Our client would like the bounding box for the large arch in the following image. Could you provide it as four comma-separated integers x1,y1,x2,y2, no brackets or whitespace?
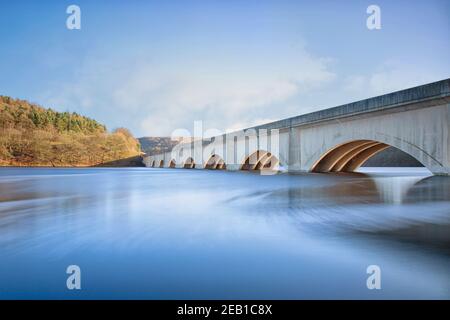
183,157,196,169
311,139,428,173
169,159,176,168
204,154,226,170
240,150,280,171
159,160,164,168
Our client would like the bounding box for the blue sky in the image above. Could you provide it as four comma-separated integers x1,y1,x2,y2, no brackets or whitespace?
1,0,449,136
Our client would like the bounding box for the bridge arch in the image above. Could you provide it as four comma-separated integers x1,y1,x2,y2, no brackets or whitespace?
240,150,280,171
159,160,164,168
311,139,430,173
151,160,155,168
183,157,196,169
205,154,226,170
169,159,176,168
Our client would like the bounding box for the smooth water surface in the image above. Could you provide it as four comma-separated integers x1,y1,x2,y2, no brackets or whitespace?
0,167,449,299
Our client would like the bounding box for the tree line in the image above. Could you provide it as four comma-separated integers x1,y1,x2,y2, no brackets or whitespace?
0,96,141,166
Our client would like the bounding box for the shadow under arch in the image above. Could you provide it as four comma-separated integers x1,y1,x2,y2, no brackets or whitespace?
240,150,280,171
183,157,196,169
311,139,431,173
159,160,164,168
169,159,176,168
205,154,226,170
151,160,155,168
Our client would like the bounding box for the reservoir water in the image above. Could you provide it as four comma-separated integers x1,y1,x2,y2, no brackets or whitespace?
0,167,448,299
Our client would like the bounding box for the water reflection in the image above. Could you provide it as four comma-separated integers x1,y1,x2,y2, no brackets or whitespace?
0,168,448,299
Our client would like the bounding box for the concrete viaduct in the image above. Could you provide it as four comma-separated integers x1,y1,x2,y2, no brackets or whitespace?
143,79,450,175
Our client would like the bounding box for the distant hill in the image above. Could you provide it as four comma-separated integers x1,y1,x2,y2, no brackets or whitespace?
0,96,141,166
363,147,423,167
138,137,180,155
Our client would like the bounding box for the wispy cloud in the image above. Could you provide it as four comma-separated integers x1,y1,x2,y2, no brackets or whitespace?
40,45,336,136
343,60,446,98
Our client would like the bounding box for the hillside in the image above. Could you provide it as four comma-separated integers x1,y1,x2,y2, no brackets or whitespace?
138,137,180,155
0,96,141,167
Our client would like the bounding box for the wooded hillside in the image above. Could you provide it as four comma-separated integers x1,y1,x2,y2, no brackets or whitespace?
0,96,141,166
